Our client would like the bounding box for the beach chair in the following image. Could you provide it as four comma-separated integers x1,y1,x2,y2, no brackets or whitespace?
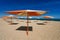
20,21,24,22
36,21,47,25
33,20,38,22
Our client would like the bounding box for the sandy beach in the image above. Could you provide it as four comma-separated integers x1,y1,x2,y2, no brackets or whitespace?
0,18,60,40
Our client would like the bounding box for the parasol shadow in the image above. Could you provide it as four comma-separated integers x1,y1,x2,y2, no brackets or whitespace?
16,26,32,31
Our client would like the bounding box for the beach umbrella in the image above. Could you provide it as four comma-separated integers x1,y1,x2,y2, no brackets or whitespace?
2,16,9,21
44,16,54,19
29,17,32,18
6,10,46,36
2,15,16,24
8,15,15,24
4,15,17,24
44,16,54,20
43,16,54,22
20,17,24,18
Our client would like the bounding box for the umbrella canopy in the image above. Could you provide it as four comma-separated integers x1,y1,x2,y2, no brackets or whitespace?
2,16,9,21
44,16,54,19
6,10,46,36
6,10,46,16
3,15,14,20
8,15,14,17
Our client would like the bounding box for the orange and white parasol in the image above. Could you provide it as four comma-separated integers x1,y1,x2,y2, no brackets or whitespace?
6,10,46,36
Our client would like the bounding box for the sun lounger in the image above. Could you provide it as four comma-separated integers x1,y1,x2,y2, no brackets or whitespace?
33,20,38,22
8,22,18,25
36,21,47,25
20,21,24,22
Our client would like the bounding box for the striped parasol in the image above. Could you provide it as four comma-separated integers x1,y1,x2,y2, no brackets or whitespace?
6,10,46,36
43,16,54,23
44,16,54,19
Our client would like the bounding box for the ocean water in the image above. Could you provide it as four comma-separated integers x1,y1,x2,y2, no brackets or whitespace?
18,18,60,21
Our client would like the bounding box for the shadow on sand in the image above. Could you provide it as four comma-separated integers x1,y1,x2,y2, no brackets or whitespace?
16,26,32,31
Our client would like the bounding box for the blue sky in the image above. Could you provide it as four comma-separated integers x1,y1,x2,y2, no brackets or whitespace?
0,0,60,19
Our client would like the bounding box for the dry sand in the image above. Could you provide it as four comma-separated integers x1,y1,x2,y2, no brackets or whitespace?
0,18,60,40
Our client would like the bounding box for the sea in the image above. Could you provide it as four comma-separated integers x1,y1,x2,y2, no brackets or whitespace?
18,18,60,21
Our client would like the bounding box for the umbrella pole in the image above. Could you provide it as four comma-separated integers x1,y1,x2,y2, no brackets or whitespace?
26,14,29,36
10,17,12,25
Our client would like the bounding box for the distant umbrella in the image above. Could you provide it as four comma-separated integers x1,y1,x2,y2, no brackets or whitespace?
29,17,32,18
43,16,54,23
20,17,24,18
7,15,16,24
2,15,14,23
2,16,9,21
7,15,17,24
44,16,54,19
